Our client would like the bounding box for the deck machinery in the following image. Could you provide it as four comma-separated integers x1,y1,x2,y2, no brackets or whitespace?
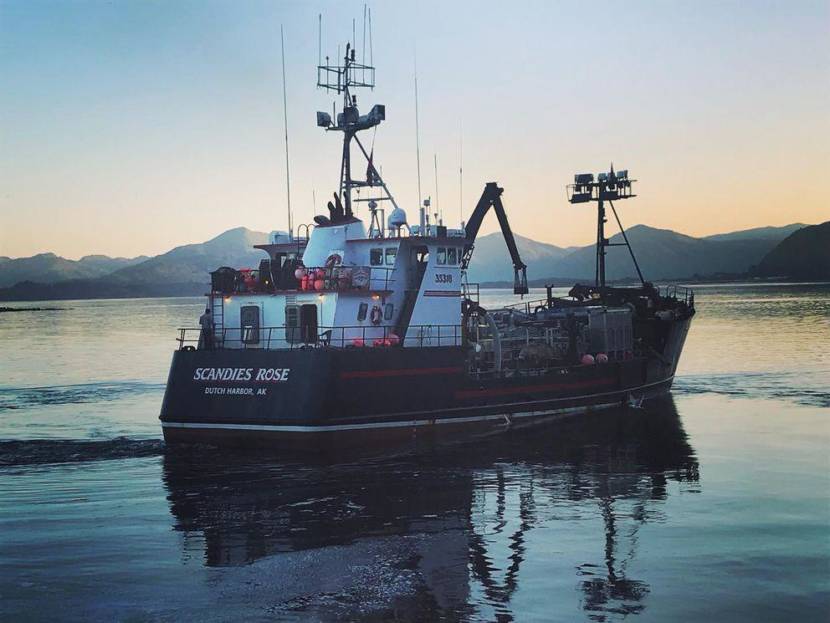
160,42,694,446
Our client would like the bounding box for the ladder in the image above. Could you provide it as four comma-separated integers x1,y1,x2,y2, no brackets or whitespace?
210,294,225,346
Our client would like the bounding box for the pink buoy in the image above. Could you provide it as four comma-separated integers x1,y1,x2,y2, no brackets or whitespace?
596,353,609,364
300,275,309,291
372,338,385,347
314,279,325,291
316,268,327,280
294,267,307,280
387,333,400,346
351,338,365,347
581,354,595,365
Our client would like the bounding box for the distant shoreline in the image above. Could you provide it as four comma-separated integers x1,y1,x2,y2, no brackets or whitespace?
478,276,830,289
1,279,828,304
0,306,67,312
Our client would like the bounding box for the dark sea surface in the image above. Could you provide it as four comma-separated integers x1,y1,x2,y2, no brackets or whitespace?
0,284,828,622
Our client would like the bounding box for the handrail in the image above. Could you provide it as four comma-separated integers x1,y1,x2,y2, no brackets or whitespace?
213,264,396,296
178,323,462,351
461,281,480,304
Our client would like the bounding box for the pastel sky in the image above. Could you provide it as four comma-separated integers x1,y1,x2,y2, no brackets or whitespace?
1,0,828,260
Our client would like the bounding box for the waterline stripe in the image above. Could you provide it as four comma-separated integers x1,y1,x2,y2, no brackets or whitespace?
162,402,622,433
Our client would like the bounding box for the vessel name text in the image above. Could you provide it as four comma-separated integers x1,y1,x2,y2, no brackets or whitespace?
192,367,290,382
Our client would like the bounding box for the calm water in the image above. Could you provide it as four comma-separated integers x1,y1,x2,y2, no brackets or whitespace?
1,284,828,621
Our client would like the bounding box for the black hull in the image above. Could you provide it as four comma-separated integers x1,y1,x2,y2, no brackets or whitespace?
160,317,692,446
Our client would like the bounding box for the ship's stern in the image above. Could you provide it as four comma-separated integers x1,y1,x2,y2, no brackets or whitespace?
160,348,333,445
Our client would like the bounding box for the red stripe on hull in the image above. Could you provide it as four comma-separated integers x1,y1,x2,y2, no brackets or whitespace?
341,366,464,379
455,377,616,400
422,290,461,297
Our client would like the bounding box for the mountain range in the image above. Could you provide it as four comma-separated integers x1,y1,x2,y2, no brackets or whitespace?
0,253,148,288
752,222,830,280
0,222,825,301
465,222,810,283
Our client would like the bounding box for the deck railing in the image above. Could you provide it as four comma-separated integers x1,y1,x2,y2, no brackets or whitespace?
658,284,694,306
461,281,480,304
499,283,696,313
213,265,396,296
177,323,463,351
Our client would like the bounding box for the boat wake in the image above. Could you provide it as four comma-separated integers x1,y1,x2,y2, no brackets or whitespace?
674,371,830,408
0,381,164,411
0,437,164,467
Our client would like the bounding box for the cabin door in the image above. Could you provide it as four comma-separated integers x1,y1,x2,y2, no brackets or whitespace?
240,305,260,345
300,304,318,344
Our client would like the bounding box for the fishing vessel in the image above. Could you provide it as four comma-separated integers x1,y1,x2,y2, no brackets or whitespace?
159,42,695,446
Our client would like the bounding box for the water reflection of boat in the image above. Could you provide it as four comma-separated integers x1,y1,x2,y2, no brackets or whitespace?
162,397,697,620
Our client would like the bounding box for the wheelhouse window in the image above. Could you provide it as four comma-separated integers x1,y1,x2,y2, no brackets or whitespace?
384,303,394,320
385,247,397,266
357,302,368,322
447,247,458,265
370,248,383,266
437,248,447,265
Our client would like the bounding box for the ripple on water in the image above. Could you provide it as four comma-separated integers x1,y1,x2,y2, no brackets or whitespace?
0,381,164,411
0,437,165,467
674,370,830,408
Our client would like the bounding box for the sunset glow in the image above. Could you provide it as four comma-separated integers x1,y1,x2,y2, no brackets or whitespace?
1,0,828,259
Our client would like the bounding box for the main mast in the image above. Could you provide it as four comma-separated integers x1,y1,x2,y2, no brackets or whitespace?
316,42,400,225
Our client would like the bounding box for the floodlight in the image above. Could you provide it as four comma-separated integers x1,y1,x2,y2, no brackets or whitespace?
317,111,332,127
369,104,385,122
574,173,594,185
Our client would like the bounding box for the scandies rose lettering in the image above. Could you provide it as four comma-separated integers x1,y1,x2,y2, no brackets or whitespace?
192,367,290,382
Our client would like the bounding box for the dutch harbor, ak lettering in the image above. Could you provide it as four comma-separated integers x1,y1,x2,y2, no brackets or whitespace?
192,367,290,383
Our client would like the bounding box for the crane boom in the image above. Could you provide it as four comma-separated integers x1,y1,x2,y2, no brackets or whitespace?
463,182,529,295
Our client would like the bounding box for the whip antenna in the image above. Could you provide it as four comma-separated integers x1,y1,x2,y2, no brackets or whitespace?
434,153,441,225
459,120,463,227
280,24,293,239
414,53,422,212
368,7,373,67
362,4,367,64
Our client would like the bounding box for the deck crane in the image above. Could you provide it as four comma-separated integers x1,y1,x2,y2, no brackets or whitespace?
463,183,529,295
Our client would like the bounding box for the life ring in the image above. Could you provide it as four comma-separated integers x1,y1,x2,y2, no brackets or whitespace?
370,305,382,325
